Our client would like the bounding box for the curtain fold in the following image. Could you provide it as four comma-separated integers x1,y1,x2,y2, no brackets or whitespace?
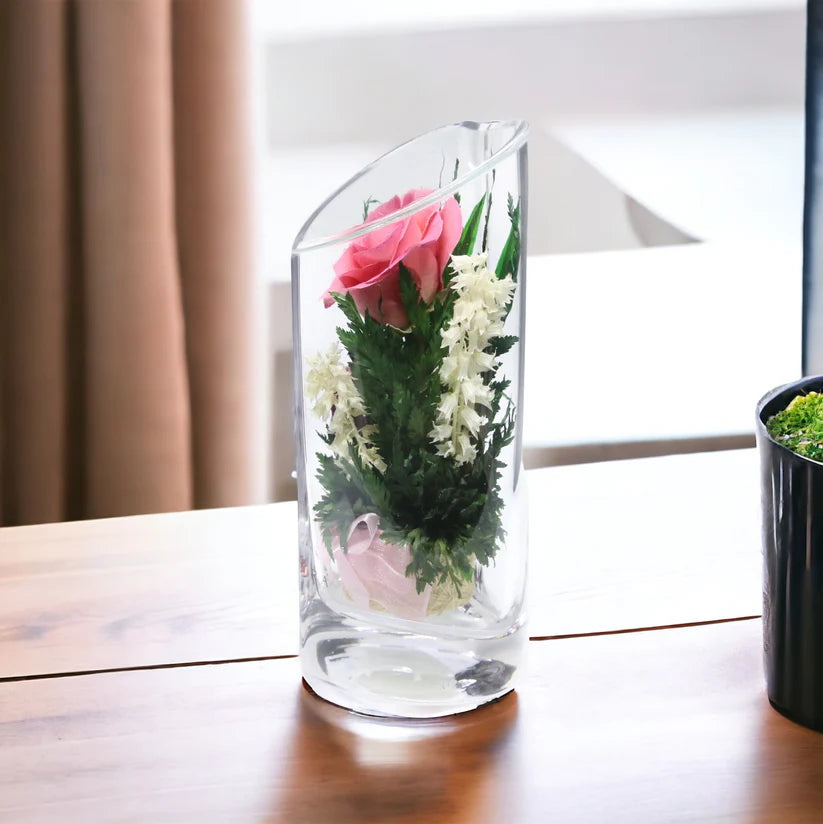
0,0,70,526
172,0,254,509
0,0,254,526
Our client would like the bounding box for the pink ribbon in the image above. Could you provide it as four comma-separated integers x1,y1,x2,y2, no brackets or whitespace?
326,513,432,620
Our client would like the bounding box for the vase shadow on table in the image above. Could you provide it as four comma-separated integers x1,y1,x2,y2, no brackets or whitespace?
266,681,518,824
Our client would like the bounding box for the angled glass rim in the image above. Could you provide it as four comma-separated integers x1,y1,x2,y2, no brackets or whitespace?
292,119,530,254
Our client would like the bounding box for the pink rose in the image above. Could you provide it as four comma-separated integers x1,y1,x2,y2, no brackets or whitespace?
323,188,462,328
322,513,432,621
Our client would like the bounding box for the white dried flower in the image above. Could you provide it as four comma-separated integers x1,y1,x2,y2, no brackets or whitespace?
305,344,386,473
430,252,515,464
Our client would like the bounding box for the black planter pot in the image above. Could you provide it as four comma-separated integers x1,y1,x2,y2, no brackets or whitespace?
756,375,823,732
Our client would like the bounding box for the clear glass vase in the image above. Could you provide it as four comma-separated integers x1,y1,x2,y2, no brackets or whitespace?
292,120,529,717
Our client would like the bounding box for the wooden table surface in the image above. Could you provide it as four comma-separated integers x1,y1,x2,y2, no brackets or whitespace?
2,448,819,823
0,449,760,679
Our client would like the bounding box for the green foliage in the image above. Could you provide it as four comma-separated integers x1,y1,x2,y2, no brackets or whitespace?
313,193,521,593
442,192,489,289
448,196,486,264
362,197,380,221
767,392,823,461
481,169,496,252
496,195,521,282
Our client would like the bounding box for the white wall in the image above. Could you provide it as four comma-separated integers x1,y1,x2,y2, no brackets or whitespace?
254,1,806,499
263,6,804,148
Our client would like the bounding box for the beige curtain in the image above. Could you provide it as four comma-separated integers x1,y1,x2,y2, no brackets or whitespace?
0,0,254,526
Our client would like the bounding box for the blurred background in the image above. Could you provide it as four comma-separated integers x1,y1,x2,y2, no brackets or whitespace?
0,0,806,526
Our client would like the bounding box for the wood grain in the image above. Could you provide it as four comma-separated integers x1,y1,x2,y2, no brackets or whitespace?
0,449,762,678
529,447,762,637
0,504,298,678
2,620,821,824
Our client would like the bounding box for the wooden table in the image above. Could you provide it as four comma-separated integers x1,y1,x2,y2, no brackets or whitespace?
1,449,820,823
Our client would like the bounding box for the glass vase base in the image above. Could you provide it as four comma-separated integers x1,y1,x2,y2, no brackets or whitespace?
300,621,524,718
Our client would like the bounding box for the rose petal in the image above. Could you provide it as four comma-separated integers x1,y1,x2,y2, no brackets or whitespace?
397,204,436,251
413,210,443,254
366,193,405,223
323,261,387,307
329,514,434,620
353,223,405,266
334,549,371,609
346,513,382,551
367,188,434,225
331,244,359,278
399,188,434,209
337,262,385,287
348,271,408,327
326,189,461,325
401,245,441,302
347,550,431,620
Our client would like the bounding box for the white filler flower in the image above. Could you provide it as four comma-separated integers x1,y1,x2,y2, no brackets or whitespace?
305,344,386,472
430,252,516,464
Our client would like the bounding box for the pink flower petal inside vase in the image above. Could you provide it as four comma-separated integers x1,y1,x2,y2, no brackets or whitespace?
330,513,432,621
